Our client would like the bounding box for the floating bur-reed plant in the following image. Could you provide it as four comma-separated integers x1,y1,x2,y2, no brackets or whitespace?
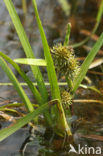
0,0,103,142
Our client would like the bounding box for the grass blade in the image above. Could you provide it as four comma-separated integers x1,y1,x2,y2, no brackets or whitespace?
1,53,53,126
14,58,47,66
0,57,34,112
96,0,103,22
73,33,103,93
64,23,71,46
22,0,27,15
0,51,42,105
32,0,72,136
0,51,53,126
3,0,48,103
0,101,56,142
32,0,60,100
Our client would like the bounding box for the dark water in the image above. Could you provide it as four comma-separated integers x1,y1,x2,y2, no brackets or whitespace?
0,0,103,155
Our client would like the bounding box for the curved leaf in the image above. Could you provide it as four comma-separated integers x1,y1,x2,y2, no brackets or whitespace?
0,51,42,105
3,0,48,103
0,57,34,112
0,101,56,142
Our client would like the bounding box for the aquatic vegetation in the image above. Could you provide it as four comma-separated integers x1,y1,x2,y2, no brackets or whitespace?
0,0,103,143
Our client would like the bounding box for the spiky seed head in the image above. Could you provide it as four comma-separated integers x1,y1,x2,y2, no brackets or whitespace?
51,43,79,80
61,90,72,109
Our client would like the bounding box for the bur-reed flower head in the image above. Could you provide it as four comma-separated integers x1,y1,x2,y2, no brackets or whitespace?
61,90,72,109
51,43,79,80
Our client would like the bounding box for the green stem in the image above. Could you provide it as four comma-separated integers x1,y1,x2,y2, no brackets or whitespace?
66,76,73,91
64,23,71,46
32,0,72,136
22,0,27,15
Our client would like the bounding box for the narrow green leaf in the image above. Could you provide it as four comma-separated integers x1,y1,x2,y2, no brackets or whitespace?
14,58,47,66
73,33,103,93
0,108,20,113
0,103,38,109
0,57,34,112
0,101,55,142
0,82,101,95
32,0,72,136
32,0,61,100
96,0,103,22
22,0,27,14
64,23,71,46
0,51,42,105
0,53,52,126
0,82,68,86
3,0,48,103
